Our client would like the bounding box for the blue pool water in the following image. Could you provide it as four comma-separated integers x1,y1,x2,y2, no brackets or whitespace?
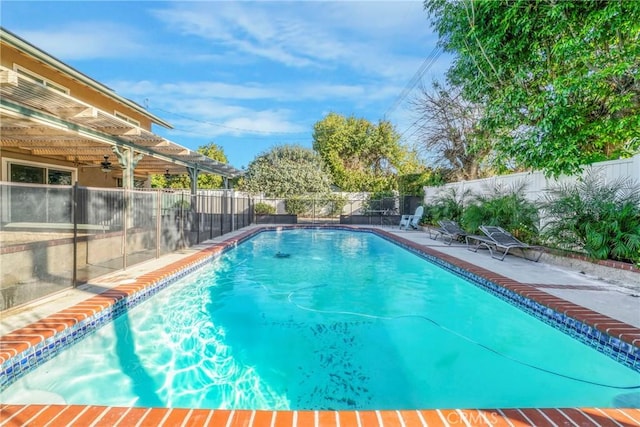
2,229,639,409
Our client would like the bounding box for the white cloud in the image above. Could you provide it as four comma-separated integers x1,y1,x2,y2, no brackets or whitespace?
107,80,306,137
110,77,399,106
163,106,307,140
112,79,279,100
150,1,440,80
16,22,146,60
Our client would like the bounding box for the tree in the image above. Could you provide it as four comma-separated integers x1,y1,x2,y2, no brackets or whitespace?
151,142,227,189
238,144,332,197
412,81,492,180
196,143,228,189
312,113,419,192
425,0,640,177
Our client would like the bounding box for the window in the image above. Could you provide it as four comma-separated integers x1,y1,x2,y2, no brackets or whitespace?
114,111,140,127
14,66,70,95
2,159,76,223
4,158,75,185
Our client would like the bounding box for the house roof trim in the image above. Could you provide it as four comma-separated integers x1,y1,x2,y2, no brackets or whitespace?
0,27,173,130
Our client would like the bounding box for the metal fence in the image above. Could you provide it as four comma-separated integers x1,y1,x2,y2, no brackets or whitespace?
252,193,422,225
0,183,253,311
0,185,423,312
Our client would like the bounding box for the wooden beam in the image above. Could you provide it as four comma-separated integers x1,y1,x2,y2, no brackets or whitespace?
0,126,65,136
95,126,141,136
0,69,18,86
30,147,108,155
0,140,103,147
47,106,98,119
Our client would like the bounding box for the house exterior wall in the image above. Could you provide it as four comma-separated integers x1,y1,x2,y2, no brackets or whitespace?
0,151,126,188
1,41,156,188
0,44,153,130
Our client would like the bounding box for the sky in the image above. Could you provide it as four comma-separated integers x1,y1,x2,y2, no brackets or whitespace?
1,1,452,170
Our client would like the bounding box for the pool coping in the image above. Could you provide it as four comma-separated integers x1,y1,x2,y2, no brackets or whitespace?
1,225,640,425
2,405,640,426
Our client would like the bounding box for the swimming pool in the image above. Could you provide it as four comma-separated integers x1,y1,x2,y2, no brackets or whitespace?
2,228,639,410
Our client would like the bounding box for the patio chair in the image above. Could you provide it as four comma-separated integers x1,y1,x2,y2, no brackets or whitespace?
477,225,543,262
429,220,469,245
399,205,424,230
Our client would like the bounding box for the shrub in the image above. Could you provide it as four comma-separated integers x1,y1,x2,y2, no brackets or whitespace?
423,187,470,225
461,181,539,242
254,202,276,215
326,193,348,216
285,196,309,215
541,174,640,264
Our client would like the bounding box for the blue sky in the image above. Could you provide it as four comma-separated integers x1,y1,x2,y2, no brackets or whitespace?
2,1,452,170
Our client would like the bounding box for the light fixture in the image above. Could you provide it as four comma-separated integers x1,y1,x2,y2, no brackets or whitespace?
164,169,171,179
100,155,112,173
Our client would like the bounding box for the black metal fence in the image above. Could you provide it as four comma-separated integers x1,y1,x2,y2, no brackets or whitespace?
253,194,422,225
0,183,253,311
1,184,422,311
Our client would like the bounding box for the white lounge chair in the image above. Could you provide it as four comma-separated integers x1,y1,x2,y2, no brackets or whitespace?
399,205,424,230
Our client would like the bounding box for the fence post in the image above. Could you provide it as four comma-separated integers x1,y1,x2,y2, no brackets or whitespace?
72,182,78,287
195,193,200,244
123,188,129,269
220,192,225,236
209,194,214,240
231,190,236,231
156,189,161,259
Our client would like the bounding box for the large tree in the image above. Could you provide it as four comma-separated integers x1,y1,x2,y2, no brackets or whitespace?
312,113,418,192
238,144,332,197
412,81,492,180
151,142,227,189
425,0,640,177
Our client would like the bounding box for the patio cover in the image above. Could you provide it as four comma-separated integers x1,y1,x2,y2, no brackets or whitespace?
0,66,243,181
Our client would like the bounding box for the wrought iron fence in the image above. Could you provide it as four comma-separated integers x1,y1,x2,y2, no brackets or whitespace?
252,194,421,225
0,183,253,311
0,184,422,311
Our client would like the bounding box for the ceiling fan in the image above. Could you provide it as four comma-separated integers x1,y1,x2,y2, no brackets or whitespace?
77,155,117,173
100,155,112,172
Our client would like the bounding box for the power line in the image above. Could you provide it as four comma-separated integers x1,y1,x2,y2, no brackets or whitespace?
397,75,481,144
384,45,443,118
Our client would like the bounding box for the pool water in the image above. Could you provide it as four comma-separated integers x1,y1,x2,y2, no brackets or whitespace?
3,229,639,409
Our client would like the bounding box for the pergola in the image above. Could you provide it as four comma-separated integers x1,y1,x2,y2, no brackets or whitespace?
0,65,243,192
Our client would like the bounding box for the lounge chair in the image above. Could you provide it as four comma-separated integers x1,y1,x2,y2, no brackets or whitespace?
429,220,468,244
473,225,543,262
399,205,424,230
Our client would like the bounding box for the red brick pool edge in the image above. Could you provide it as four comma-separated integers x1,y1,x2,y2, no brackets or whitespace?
1,225,639,426
2,405,640,426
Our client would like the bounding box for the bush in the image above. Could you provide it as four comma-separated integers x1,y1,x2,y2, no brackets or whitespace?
285,196,309,215
326,194,348,216
541,174,640,264
423,187,470,225
461,181,539,242
254,202,276,215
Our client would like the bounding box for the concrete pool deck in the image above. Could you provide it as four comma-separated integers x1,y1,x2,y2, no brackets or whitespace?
389,227,640,329
1,224,639,426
